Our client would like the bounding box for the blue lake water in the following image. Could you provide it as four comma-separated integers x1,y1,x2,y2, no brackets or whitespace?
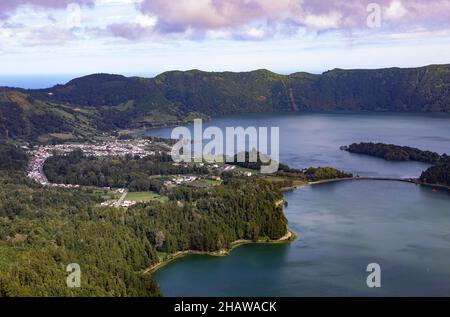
150,113,450,297
147,112,450,178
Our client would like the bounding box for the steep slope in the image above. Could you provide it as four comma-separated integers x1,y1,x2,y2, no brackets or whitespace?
1,64,450,143
30,74,205,129
153,69,288,115
31,74,157,107
287,65,450,112
0,90,99,143
31,64,450,116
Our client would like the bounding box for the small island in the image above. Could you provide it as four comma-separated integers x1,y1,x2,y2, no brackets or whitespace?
342,142,450,189
341,142,449,164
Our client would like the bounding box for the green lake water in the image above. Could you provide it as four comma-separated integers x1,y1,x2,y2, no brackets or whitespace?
150,113,450,296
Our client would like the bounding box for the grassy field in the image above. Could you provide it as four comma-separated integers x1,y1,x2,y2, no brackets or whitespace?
203,179,221,186
262,175,308,191
125,191,167,203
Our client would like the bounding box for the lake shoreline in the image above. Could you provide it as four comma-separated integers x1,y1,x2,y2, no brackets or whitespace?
146,177,449,276
150,113,450,296
146,228,297,274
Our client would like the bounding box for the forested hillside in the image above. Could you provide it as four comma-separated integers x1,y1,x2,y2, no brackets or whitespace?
32,64,450,115
287,65,450,112
0,90,101,143
0,143,288,296
0,176,288,296
1,64,450,143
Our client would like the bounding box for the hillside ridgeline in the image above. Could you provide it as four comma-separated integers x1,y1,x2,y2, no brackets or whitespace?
2,64,450,143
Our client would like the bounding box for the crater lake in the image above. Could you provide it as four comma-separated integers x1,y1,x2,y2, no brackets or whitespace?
148,112,450,296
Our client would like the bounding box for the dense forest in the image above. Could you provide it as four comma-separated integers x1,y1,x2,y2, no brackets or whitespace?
0,143,28,170
0,143,288,296
32,64,450,115
420,164,450,186
1,64,450,143
0,90,102,143
343,142,449,164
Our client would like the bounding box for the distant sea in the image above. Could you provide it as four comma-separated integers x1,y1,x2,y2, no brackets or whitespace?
0,73,158,89
0,75,81,89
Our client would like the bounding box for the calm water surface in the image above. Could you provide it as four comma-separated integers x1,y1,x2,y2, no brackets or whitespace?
148,112,450,178
150,113,450,296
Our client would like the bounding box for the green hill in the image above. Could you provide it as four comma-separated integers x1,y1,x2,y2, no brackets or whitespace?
33,64,450,114
1,64,450,143
0,90,101,143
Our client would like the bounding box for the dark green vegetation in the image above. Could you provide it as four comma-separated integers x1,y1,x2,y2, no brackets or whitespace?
138,177,288,253
0,143,28,171
343,142,449,164
344,142,450,188
275,164,352,182
0,144,288,296
420,164,450,187
302,167,353,182
44,150,208,192
2,64,450,143
0,90,101,143
231,153,352,182
45,150,352,195
0,146,160,296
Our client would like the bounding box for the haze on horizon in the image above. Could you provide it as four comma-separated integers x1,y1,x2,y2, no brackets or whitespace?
1,0,450,76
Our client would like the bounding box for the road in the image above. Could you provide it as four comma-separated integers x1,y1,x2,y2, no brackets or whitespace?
114,189,129,208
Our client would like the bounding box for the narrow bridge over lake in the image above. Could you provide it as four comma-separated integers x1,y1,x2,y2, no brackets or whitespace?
308,177,450,191
308,177,419,186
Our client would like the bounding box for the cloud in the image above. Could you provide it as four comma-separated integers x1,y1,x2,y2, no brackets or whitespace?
0,0,94,20
111,0,450,40
3,0,450,43
139,0,302,32
107,23,149,40
0,0,96,46
385,0,408,20
27,26,77,45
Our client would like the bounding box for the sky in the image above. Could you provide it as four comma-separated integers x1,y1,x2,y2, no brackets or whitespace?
1,0,450,76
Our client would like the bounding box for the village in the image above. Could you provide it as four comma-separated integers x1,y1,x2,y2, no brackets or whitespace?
25,139,252,208
26,140,155,187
